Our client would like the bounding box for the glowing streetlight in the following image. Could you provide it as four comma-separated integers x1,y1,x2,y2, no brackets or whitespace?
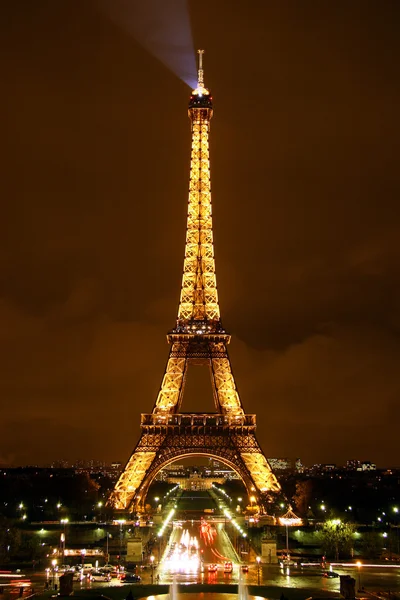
256,556,261,585
51,559,57,588
356,561,362,591
150,555,155,583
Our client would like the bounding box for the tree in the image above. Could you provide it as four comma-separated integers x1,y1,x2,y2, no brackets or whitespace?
0,517,21,563
361,532,384,559
320,520,356,560
293,480,313,516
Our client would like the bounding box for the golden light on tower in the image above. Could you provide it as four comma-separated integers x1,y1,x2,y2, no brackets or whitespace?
108,51,280,513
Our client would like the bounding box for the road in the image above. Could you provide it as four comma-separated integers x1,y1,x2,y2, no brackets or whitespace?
1,489,399,598
1,561,399,598
154,491,400,593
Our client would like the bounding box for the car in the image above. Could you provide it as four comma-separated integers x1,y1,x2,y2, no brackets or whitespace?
108,570,119,578
241,565,249,573
90,571,111,582
323,571,339,578
208,564,218,573
73,571,84,581
224,561,233,573
119,573,141,583
82,564,93,575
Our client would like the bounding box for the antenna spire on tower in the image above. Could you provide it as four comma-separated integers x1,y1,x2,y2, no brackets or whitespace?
197,49,205,88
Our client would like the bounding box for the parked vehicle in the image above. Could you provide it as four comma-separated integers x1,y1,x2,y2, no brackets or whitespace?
323,571,339,578
90,571,111,582
119,572,141,583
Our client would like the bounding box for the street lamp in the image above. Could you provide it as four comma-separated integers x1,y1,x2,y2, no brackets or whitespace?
256,556,261,585
60,518,68,562
393,507,399,555
279,506,303,565
81,548,86,571
106,531,110,564
356,561,362,591
51,559,57,589
150,555,155,583
117,519,126,567
237,497,242,513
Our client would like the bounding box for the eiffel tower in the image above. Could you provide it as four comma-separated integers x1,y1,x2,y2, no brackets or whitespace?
108,51,280,514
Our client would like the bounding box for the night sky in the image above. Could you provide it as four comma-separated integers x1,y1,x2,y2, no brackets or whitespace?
2,1,400,468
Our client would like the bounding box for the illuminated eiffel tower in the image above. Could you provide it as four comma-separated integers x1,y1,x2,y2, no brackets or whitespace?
109,51,280,513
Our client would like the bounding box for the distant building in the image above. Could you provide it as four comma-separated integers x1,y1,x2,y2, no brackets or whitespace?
359,461,377,471
346,459,362,471
267,458,294,472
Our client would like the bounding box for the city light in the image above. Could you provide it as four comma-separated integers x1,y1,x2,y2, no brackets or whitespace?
158,508,175,537
163,529,200,573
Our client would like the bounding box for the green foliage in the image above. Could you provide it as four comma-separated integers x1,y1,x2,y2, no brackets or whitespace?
319,519,356,560
18,532,47,561
0,517,21,563
361,531,384,558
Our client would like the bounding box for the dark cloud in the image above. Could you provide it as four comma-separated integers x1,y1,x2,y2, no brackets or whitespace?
1,1,400,467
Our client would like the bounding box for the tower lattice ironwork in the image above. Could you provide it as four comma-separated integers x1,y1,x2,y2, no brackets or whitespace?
108,51,280,513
